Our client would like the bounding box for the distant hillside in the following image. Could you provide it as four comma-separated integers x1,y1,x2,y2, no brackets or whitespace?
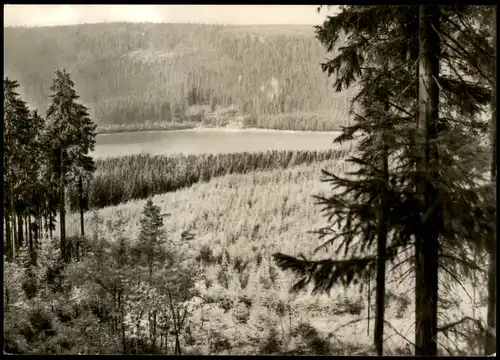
4,23,355,127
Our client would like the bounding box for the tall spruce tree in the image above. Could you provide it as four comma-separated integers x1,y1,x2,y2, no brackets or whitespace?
3,78,46,261
24,109,46,265
4,78,31,260
414,6,441,355
66,102,97,260
45,69,97,262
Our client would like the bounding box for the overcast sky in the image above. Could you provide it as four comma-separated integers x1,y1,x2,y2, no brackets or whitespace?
4,5,336,27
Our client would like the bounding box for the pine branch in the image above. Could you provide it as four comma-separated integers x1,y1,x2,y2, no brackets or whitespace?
272,252,376,292
446,7,494,62
437,316,484,334
437,262,474,303
435,24,492,84
384,320,418,351
438,254,486,274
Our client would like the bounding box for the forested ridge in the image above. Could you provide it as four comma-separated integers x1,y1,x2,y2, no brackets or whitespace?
4,23,354,128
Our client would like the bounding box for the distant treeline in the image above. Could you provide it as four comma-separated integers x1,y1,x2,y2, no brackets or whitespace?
96,121,197,134
5,23,354,129
68,149,350,210
96,111,351,134
243,112,352,132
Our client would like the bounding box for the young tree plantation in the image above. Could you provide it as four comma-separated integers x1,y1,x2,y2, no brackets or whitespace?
3,4,497,356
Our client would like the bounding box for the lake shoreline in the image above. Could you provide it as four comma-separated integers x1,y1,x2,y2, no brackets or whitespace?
93,127,343,159
97,125,342,136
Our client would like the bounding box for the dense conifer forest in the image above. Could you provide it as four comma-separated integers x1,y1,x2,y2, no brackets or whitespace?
5,23,354,130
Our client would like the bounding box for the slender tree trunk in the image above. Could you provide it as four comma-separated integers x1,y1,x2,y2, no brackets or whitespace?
36,202,42,241
5,208,12,261
153,311,157,351
33,218,39,265
44,213,48,239
367,271,371,336
59,148,67,261
78,176,85,261
120,293,127,354
24,214,28,245
165,327,169,354
11,218,17,256
12,204,18,259
4,181,12,260
49,197,54,239
28,214,32,241
18,213,24,249
5,287,9,312
485,7,497,356
168,291,182,355
374,101,390,356
174,324,181,356
415,5,440,357
49,213,53,239
28,214,34,264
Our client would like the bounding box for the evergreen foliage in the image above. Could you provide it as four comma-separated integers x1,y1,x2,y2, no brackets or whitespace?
273,5,496,356
67,149,350,210
44,69,97,261
4,70,97,264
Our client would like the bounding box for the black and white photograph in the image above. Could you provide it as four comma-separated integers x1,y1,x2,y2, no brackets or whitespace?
3,4,497,356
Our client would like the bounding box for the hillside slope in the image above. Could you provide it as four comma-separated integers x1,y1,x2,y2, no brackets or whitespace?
4,23,355,127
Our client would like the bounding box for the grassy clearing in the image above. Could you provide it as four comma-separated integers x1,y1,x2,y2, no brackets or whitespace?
63,158,487,355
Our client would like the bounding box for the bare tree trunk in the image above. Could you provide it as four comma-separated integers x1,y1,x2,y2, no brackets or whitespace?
24,214,29,246
33,220,39,265
485,6,497,356
4,182,13,260
5,208,12,261
43,213,48,239
168,291,182,355
374,60,391,356
367,272,371,336
78,176,85,261
152,311,157,351
415,5,440,357
12,203,18,259
36,217,40,241
165,327,169,354
4,180,11,260
37,202,42,241
49,212,53,239
119,292,127,354
28,214,34,264
59,148,67,261
18,213,24,249
49,198,55,240
5,287,9,312
175,335,181,355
